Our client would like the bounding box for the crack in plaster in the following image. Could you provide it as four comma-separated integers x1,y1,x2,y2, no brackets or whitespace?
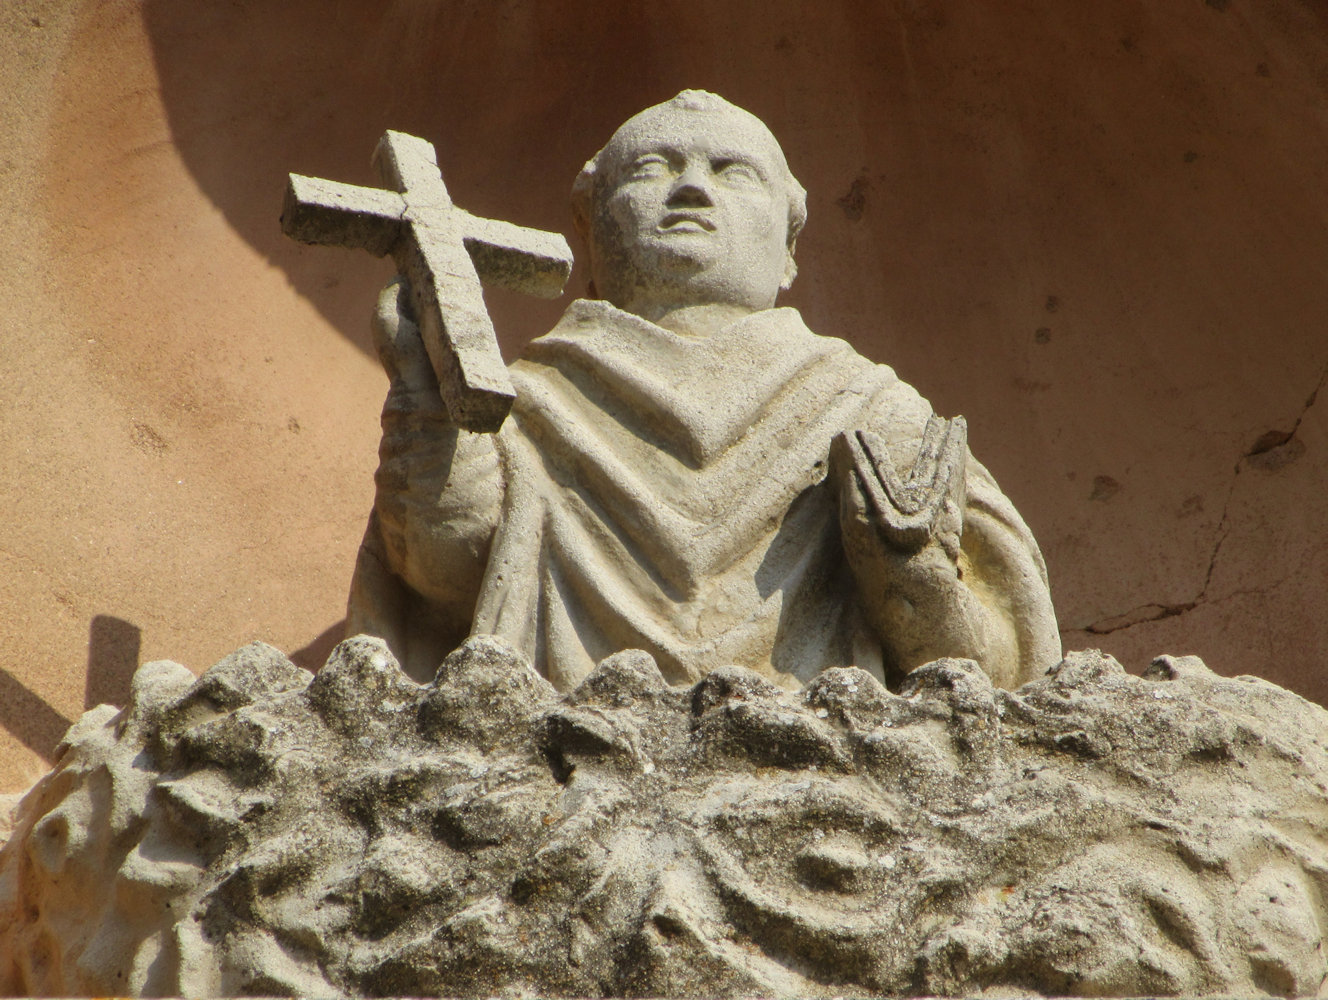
1070,549,1319,638
1076,360,1328,637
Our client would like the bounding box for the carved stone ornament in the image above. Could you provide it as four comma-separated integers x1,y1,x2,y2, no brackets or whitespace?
2,638,1327,996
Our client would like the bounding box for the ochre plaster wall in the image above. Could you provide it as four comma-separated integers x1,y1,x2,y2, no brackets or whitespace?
2,0,1326,791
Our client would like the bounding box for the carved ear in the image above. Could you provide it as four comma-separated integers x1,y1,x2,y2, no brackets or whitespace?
570,187,600,299
570,184,593,251
780,240,798,291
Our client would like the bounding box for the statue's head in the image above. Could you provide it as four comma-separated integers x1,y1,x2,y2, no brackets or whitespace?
572,91,807,318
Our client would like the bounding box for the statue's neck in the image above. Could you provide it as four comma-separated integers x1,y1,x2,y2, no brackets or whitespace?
631,301,759,339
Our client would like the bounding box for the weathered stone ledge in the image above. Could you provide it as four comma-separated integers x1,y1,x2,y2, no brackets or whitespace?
3,637,1326,998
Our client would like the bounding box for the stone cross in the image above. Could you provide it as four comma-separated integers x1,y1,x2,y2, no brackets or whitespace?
281,130,574,432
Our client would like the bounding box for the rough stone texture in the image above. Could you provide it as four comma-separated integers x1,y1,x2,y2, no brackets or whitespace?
3,637,1327,997
3,0,1328,792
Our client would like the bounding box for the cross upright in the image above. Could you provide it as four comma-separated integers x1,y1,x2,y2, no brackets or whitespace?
281,130,573,433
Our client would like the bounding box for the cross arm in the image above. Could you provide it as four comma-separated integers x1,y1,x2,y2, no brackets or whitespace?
281,175,406,257
280,129,575,434
461,214,574,299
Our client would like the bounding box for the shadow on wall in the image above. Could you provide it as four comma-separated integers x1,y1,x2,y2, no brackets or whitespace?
291,619,348,673
1,615,141,764
0,671,72,765
84,614,141,711
138,0,710,360
82,613,346,707
2,614,347,765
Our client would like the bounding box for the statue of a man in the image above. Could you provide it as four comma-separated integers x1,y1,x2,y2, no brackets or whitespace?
347,90,1061,691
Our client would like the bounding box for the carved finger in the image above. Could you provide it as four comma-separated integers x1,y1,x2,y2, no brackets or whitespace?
847,431,889,514
373,276,436,391
906,415,948,491
829,431,873,529
371,279,401,362
931,415,968,513
855,430,934,551
928,416,968,550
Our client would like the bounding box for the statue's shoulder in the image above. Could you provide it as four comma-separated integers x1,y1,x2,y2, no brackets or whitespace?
776,309,928,409
755,307,879,371
772,308,903,376
514,298,665,370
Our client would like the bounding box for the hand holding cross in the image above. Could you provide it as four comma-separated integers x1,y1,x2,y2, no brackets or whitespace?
281,130,573,432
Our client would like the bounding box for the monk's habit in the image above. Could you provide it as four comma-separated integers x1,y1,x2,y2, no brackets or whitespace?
349,299,1056,690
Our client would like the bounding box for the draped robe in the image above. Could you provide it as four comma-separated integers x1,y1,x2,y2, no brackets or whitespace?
348,299,1058,690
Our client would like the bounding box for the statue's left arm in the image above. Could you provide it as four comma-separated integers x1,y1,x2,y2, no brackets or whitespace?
831,419,1061,688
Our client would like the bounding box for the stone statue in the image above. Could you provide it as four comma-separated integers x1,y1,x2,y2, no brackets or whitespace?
346,91,1061,691
4,96,1327,996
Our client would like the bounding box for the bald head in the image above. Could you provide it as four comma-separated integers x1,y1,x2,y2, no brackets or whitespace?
571,91,808,319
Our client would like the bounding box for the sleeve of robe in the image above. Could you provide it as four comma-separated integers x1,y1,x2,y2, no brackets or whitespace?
856,373,1062,688
345,283,504,681
958,455,1063,685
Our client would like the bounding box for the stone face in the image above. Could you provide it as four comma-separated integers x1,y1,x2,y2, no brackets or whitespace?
3,639,1327,997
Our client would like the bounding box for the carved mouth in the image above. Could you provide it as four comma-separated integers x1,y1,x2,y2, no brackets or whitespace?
659,212,716,233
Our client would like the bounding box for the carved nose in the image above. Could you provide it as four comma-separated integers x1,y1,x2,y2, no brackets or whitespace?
667,169,714,208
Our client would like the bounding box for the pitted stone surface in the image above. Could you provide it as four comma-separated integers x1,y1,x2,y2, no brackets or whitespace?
2,641,1327,997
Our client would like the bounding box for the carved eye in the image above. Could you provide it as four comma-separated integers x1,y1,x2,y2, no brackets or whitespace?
626,155,671,180
713,159,763,187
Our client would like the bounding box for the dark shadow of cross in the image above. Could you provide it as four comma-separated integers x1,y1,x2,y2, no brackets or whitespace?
280,130,574,432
